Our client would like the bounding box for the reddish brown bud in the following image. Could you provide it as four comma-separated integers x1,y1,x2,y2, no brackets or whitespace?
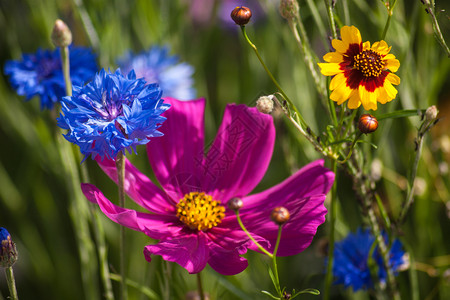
230,6,252,26
358,114,378,134
227,197,243,211
271,207,290,225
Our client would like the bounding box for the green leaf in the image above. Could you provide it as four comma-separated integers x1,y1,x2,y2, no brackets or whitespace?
261,290,280,299
376,109,425,121
291,288,321,298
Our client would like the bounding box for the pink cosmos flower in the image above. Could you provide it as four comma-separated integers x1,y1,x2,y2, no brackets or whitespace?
82,98,334,275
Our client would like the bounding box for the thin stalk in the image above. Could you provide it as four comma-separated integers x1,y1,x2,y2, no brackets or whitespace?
116,152,127,300
5,267,18,300
422,0,450,57
396,130,425,225
324,0,338,40
323,160,337,300
72,0,100,51
196,272,205,300
381,0,397,40
240,26,307,129
60,46,72,96
235,211,273,258
271,226,283,296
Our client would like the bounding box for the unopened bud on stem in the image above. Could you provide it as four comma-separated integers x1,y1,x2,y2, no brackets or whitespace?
256,95,275,114
1,228,18,268
279,0,299,20
230,6,252,26
51,19,72,48
228,197,243,211
271,207,290,225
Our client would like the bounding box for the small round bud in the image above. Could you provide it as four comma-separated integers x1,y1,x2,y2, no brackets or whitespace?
227,197,243,211
51,19,72,48
256,95,274,114
358,114,378,134
279,0,299,20
230,6,252,26
1,227,18,268
271,207,290,225
425,105,438,122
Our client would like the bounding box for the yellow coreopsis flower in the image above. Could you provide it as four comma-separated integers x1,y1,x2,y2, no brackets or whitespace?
318,26,400,111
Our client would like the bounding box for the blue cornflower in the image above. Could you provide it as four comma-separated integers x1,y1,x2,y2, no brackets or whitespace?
4,47,98,109
330,228,407,291
117,46,196,100
1,227,18,268
57,69,170,161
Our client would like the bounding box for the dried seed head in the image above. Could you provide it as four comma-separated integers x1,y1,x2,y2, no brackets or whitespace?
230,6,252,26
256,95,274,114
279,0,299,20
358,114,378,134
425,105,438,122
271,206,290,225
227,197,243,211
51,19,72,48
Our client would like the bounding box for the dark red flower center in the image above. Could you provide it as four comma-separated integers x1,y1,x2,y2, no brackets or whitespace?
353,50,384,78
176,192,226,231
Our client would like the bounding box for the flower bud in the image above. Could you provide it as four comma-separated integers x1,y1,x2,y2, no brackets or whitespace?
425,105,438,122
51,19,72,48
256,95,274,114
185,291,210,300
1,228,18,268
227,197,243,211
271,206,290,225
230,6,252,26
358,114,378,134
279,0,299,20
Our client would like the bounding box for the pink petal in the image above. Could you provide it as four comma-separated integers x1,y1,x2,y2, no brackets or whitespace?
95,157,176,214
207,244,249,275
146,98,206,199
81,183,181,239
203,104,275,201
143,232,209,274
244,195,327,256
241,159,334,210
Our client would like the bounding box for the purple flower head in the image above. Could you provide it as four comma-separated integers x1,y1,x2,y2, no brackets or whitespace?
82,98,334,275
4,47,98,110
57,69,170,161
1,227,18,268
330,228,407,291
117,46,196,101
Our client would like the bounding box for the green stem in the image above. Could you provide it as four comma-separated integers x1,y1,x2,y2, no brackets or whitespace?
271,226,283,296
324,0,338,40
422,0,450,57
323,160,337,300
235,211,273,258
337,132,362,164
60,46,72,96
5,267,18,300
196,272,205,300
381,0,397,40
116,152,127,300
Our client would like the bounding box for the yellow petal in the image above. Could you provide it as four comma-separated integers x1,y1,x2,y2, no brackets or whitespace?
332,39,348,54
347,90,361,109
318,63,342,76
341,26,362,45
363,41,371,50
330,84,353,105
359,85,378,111
384,80,398,99
384,58,400,73
372,40,391,55
323,52,344,63
330,73,347,90
386,73,400,85
377,86,390,104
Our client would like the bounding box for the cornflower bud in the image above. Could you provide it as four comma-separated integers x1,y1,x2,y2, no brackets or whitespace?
279,0,299,20
358,114,378,134
0,228,18,268
51,19,72,48
230,6,252,26
271,206,290,225
256,95,274,114
227,197,243,211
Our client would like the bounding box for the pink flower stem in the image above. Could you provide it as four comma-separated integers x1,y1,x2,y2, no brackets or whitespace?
116,152,127,300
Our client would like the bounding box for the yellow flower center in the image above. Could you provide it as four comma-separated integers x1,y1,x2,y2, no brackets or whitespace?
353,50,385,77
176,192,226,231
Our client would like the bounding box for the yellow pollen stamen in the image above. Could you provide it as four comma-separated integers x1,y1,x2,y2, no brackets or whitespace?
176,192,226,231
353,50,385,77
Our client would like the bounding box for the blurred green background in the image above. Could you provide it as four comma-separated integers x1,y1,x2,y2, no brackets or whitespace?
0,0,449,299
